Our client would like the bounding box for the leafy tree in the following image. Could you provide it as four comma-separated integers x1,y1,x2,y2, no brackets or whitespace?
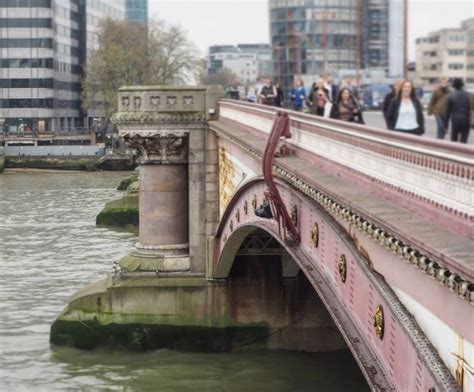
81,19,198,123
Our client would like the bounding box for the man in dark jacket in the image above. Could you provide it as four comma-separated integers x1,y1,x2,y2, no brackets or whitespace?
428,78,451,139
444,78,471,143
382,79,402,128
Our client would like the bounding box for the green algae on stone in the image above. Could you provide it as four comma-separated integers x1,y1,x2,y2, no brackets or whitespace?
96,192,139,228
117,175,139,191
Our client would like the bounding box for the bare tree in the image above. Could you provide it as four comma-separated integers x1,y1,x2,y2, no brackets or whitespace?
82,19,199,123
201,67,238,88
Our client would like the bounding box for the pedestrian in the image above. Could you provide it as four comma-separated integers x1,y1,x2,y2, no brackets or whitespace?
444,78,472,143
382,79,402,128
307,78,331,117
274,81,284,107
324,74,338,102
330,87,365,124
344,78,359,101
427,78,451,139
386,80,425,136
257,78,277,106
290,79,307,111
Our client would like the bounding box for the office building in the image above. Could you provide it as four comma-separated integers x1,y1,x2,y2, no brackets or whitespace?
0,0,125,134
125,0,148,25
269,0,407,97
414,18,474,89
208,44,272,84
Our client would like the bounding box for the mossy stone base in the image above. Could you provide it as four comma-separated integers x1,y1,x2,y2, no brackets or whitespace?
117,175,139,191
51,319,269,352
96,193,139,227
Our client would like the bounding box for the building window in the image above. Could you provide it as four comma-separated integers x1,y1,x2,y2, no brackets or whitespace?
0,0,51,6
448,63,464,70
0,58,53,68
448,49,464,56
0,38,53,48
449,35,465,42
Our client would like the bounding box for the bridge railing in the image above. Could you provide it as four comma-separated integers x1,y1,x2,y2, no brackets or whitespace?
217,99,474,224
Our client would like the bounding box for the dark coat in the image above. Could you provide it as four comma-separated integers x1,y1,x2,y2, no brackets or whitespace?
386,97,425,135
329,99,365,124
274,87,284,107
382,91,396,118
444,89,471,130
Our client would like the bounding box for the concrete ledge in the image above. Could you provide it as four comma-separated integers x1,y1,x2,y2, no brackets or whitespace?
51,271,346,353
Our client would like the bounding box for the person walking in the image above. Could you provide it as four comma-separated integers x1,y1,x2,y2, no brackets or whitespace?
257,78,277,106
307,78,331,117
428,78,451,139
382,79,402,128
274,81,284,107
329,88,364,124
444,78,471,143
290,79,307,111
324,74,338,102
386,80,425,136
344,78,359,101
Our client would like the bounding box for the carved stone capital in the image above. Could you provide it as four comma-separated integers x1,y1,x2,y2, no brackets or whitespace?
122,131,188,164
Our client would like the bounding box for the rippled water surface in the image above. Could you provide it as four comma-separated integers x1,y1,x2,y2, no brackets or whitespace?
0,170,369,391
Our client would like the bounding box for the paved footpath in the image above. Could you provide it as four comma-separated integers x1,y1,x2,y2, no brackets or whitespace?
363,111,473,145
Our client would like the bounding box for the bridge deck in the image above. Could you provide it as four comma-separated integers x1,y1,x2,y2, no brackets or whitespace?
210,120,474,281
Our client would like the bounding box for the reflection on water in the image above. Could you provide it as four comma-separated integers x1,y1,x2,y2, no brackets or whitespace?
0,170,369,391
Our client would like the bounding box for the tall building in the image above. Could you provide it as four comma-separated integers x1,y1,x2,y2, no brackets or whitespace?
414,18,474,89
269,0,407,97
208,44,272,84
125,0,148,25
0,0,125,135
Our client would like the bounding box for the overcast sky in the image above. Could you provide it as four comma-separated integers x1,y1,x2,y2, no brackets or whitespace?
149,0,474,60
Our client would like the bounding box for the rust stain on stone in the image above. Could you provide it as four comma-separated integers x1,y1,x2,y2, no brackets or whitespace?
348,228,373,268
219,147,236,215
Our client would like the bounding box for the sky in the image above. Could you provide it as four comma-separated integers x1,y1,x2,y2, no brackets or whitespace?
149,0,474,61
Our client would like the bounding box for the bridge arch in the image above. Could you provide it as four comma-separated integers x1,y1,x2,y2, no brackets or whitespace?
213,177,458,392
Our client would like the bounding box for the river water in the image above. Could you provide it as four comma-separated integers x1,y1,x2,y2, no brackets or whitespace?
0,170,369,391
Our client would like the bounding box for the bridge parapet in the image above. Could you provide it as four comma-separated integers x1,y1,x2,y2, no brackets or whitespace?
218,100,473,226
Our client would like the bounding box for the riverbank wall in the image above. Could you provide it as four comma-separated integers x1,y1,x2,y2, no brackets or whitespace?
6,155,99,171
6,155,136,171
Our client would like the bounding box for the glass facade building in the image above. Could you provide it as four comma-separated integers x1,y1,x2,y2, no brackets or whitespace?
269,0,406,97
0,0,125,134
125,0,147,25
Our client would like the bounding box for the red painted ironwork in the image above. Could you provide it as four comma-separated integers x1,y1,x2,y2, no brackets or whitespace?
262,112,300,245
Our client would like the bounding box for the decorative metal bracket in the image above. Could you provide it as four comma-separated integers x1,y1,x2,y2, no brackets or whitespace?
261,112,300,245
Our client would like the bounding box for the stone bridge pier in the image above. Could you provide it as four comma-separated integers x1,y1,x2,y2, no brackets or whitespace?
113,86,222,274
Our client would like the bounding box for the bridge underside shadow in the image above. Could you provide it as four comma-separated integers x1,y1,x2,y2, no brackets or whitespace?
226,228,351,353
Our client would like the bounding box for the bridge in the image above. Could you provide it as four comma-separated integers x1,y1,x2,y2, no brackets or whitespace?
51,86,473,391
